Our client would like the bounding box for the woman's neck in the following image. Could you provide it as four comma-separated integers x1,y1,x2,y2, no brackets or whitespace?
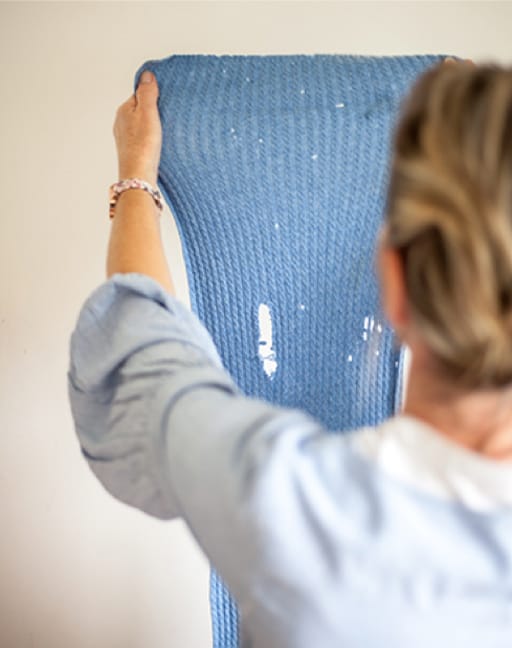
402,349,512,461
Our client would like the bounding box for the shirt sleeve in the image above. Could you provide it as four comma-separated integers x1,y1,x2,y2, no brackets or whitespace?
67,272,342,599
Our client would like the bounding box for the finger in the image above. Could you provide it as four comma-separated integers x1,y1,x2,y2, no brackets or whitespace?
444,56,475,67
135,70,159,109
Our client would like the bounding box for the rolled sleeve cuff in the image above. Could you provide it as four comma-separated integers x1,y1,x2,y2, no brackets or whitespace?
67,272,241,519
68,272,230,393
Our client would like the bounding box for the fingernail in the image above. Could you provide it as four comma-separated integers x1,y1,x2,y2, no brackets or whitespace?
141,70,153,83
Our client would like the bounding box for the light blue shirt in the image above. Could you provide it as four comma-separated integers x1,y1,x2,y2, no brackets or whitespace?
68,272,512,647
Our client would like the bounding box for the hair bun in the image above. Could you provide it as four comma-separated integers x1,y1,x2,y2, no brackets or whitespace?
385,61,512,388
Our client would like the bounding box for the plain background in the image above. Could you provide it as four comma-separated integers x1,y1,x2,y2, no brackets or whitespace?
1,1,511,646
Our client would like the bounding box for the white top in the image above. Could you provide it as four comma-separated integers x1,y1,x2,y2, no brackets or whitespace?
350,414,512,511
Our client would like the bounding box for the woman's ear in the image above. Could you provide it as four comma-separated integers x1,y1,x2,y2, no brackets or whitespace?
377,230,410,339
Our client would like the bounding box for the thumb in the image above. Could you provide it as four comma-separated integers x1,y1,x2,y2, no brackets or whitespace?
135,70,159,107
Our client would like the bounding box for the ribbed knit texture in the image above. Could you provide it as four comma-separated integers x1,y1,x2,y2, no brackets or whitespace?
133,54,445,648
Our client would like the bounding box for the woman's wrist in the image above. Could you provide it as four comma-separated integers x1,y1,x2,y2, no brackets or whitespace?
118,166,158,186
116,186,159,209
109,177,163,220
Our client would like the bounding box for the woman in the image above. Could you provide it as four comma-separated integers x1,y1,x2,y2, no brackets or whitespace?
68,59,512,646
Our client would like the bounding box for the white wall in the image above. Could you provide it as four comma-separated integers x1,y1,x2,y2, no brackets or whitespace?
1,2,511,646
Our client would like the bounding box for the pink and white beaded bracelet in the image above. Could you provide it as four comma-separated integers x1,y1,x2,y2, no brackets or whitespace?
108,178,164,219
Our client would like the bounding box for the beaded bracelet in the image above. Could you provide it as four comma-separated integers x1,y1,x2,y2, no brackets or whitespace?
108,178,164,219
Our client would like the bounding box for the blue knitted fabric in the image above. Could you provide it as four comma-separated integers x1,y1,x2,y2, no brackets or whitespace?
133,54,446,648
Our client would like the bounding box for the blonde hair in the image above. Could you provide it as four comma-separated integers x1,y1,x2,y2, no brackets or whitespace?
385,60,512,389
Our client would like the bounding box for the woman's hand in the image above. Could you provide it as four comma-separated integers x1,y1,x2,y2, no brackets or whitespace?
113,70,162,186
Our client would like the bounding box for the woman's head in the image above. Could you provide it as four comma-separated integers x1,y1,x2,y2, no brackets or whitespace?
381,59,512,389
